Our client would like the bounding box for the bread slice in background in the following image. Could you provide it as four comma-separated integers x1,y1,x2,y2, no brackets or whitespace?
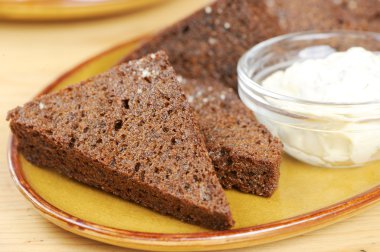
266,0,380,32
123,0,379,90
123,0,282,90
180,77,282,197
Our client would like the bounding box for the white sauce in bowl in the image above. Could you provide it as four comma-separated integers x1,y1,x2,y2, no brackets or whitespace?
262,47,380,103
260,47,380,167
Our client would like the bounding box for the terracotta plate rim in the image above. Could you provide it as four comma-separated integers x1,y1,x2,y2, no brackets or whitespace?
6,38,380,249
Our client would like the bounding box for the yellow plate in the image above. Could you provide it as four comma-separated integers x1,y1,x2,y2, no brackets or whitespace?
0,0,163,21
7,37,380,251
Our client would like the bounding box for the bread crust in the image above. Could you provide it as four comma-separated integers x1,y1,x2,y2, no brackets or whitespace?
180,78,282,197
7,51,234,230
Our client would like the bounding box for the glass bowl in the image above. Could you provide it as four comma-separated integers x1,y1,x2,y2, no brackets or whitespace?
237,31,380,168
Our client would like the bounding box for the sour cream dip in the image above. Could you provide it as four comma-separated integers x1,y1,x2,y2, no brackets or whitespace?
260,47,380,167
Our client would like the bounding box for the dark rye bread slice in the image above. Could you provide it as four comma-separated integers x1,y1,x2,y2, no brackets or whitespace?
179,77,282,197
123,0,379,90
7,51,234,230
266,0,380,33
123,0,282,89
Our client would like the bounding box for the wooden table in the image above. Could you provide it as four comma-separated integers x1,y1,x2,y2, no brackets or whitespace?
1,1,379,251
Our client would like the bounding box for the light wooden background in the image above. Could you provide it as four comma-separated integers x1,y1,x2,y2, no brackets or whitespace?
0,1,379,251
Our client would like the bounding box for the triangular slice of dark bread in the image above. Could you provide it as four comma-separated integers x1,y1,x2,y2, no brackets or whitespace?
7,51,234,230
122,0,282,89
179,77,282,197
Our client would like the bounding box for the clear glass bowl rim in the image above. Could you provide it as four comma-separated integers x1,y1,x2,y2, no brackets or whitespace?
237,30,380,108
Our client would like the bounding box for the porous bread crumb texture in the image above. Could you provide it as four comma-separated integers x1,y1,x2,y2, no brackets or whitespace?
123,0,380,90
124,0,283,90
7,51,234,230
179,77,282,197
266,0,380,32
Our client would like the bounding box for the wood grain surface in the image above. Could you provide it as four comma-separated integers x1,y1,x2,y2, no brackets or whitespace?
0,1,379,251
